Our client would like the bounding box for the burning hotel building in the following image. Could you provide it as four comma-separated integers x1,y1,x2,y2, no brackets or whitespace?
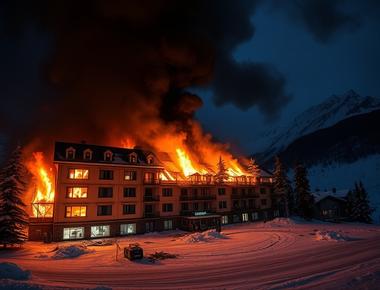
28,142,278,242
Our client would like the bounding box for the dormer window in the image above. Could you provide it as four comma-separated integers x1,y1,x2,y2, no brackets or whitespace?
83,149,93,161
66,147,76,160
147,155,154,165
104,150,113,162
129,153,137,163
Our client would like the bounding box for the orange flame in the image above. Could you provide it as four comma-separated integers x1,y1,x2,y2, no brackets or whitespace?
26,152,55,217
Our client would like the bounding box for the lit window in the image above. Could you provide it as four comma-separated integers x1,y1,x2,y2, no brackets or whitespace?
66,147,76,159
124,171,137,181
63,227,84,240
65,206,87,217
129,153,137,163
104,150,113,161
164,220,173,230
120,223,136,235
221,215,229,225
242,213,249,222
83,149,92,160
68,169,89,179
66,187,88,198
90,225,110,238
147,155,154,164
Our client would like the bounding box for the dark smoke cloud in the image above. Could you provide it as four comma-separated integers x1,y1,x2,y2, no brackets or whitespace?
271,0,361,43
0,0,291,152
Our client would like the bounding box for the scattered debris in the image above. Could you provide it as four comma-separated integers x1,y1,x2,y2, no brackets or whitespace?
183,230,228,243
315,230,353,241
82,239,115,247
148,251,178,262
52,245,92,259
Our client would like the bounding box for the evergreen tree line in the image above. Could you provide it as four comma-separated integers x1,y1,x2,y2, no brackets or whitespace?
272,156,374,223
0,146,29,248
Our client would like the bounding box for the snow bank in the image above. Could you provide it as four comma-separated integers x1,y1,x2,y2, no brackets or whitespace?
52,245,92,259
183,230,228,243
315,231,352,241
0,262,31,281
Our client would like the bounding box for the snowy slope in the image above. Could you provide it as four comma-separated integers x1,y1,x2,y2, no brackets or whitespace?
308,154,380,223
257,90,380,157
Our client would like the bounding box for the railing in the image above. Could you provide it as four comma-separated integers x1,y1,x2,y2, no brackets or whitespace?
231,192,259,199
143,179,160,185
143,195,160,202
144,212,160,218
179,194,216,201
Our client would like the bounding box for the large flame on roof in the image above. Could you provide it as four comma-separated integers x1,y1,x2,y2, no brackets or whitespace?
26,152,55,217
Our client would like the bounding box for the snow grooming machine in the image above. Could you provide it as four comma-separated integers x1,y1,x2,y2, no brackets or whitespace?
124,243,144,260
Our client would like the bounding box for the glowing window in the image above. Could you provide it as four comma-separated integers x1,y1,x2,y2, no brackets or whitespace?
120,223,136,235
66,147,76,159
68,169,89,179
221,215,229,225
65,206,87,217
104,150,113,161
91,225,110,238
66,187,88,198
63,227,84,240
124,171,137,181
164,220,173,230
147,155,154,164
242,213,249,222
129,153,137,163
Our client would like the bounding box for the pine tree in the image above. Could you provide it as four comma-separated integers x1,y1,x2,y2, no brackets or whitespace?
273,156,293,217
0,146,29,248
215,156,229,183
294,162,314,219
247,158,261,182
348,181,374,223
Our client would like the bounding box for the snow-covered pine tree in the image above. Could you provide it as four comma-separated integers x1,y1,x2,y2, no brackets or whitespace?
345,189,355,220
0,146,29,248
215,156,229,183
273,156,293,217
294,162,314,219
350,181,374,223
247,158,261,182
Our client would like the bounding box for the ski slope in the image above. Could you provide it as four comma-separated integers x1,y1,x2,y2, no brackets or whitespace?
1,219,380,289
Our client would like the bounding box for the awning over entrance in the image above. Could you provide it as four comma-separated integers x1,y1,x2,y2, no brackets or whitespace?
184,215,221,220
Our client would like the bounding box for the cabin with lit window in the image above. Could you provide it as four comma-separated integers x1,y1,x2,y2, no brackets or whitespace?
28,141,276,242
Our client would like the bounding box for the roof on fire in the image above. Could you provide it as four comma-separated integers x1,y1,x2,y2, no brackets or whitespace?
54,141,163,167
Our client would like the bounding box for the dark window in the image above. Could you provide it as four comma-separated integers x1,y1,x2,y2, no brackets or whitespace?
84,151,92,160
145,187,153,196
261,199,267,206
193,202,199,210
98,187,113,198
124,171,137,181
99,170,113,180
218,188,226,196
203,202,210,210
162,203,173,212
248,187,255,194
200,188,210,195
233,200,239,208
97,205,112,216
104,152,112,161
162,188,173,197
219,201,227,209
241,188,246,195
248,199,255,208
192,188,198,195
145,204,153,213
123,187,136,197
181,188,188,195
67,150,75,159
260,187,266,194
232,187,238,194
123,204,136,215
181,203,189,211
241,199,247,209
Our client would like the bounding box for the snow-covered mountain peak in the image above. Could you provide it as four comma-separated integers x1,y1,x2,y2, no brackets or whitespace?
258,90,380,155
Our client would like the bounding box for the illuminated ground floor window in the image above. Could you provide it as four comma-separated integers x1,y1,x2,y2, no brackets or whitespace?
63,227,84,240
164,220,173,230
120,223,136,235
90,225,110,238
252,212,259,220
221,215,229,225
242,213,249,222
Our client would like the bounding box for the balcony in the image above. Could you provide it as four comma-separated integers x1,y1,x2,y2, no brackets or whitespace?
143,195,160,202
231,192,259,199
143,179,160,185
179,194,216,201
144,212,160,218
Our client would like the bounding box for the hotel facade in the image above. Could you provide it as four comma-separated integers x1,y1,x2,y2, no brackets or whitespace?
29,142,278,242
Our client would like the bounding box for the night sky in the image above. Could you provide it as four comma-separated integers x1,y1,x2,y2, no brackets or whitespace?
0,0,379,154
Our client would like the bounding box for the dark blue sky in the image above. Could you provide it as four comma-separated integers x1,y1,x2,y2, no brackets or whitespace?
196,2,380,153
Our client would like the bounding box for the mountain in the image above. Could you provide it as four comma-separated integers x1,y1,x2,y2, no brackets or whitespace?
254,90,380,223
256,90,380,163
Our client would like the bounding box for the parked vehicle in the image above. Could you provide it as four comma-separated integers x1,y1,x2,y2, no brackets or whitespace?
124,243,143,260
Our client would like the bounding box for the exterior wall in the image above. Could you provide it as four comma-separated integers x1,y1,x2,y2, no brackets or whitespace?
31,160,274,242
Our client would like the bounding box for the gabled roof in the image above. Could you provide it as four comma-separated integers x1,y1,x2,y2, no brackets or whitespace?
54,141,163,167
313,189,349,203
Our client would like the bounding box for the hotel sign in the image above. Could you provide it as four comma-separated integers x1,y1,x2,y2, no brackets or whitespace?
194,211,207,216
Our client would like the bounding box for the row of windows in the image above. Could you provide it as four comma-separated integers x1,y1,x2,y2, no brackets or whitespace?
65,187,175,199
68,169,156,181
64,203,174,217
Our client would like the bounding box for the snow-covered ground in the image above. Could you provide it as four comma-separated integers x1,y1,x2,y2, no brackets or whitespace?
1,219,380,290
